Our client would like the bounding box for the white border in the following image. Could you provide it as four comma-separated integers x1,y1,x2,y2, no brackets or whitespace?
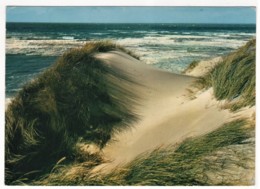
0,2,6,188
255,2,259,189
0,1,258,189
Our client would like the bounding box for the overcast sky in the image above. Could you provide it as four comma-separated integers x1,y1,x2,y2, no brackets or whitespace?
6,7,256,24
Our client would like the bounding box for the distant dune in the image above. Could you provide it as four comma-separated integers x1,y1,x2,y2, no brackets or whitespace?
5,40,255,186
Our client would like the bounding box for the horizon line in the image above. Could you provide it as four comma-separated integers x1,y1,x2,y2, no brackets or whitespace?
6,22,256,25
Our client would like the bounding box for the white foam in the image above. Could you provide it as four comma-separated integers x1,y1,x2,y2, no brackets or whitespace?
61,36,74,40
91,32,109,35
6,32,256,73
6,38,85,56
115,33,253,68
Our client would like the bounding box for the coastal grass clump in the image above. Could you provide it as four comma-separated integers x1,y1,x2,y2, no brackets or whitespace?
5,41,139,184
33,119,252,186
195,39,255,111
113,119,251,186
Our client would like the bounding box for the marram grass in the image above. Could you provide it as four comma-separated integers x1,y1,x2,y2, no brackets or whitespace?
5,41,139,184
195,39,255,111
6,40,255,186
33,119,252,186
106,119,251,186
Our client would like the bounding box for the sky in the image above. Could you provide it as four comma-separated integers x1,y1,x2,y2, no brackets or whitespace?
6,7,256,24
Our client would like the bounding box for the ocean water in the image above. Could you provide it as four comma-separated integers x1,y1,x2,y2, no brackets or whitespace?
6,23,256,97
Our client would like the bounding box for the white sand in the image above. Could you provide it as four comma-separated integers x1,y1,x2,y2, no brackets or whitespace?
91,51,254,173
185,57,223,77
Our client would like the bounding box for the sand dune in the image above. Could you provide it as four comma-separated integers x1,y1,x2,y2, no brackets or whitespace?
92,51,252,173
5,50,254,176
5,40,255,185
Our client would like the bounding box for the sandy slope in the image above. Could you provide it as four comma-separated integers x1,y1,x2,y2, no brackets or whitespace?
185,56,223,77
92,51,253,173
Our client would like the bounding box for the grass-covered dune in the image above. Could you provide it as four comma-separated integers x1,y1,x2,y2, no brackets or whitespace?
91,39,255,185
36,39,255,186
197,39,256,111
6,39,255,186
5,41,139,184
89,119,253,186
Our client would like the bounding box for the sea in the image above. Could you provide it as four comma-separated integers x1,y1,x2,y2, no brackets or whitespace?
6,23,256,97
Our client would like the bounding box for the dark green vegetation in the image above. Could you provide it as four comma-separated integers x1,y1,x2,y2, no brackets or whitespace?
34,119,253,186
5,41,139,184
196,39,256,111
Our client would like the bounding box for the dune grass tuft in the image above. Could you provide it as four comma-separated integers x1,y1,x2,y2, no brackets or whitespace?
194,39,255,111
5,41,139,184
